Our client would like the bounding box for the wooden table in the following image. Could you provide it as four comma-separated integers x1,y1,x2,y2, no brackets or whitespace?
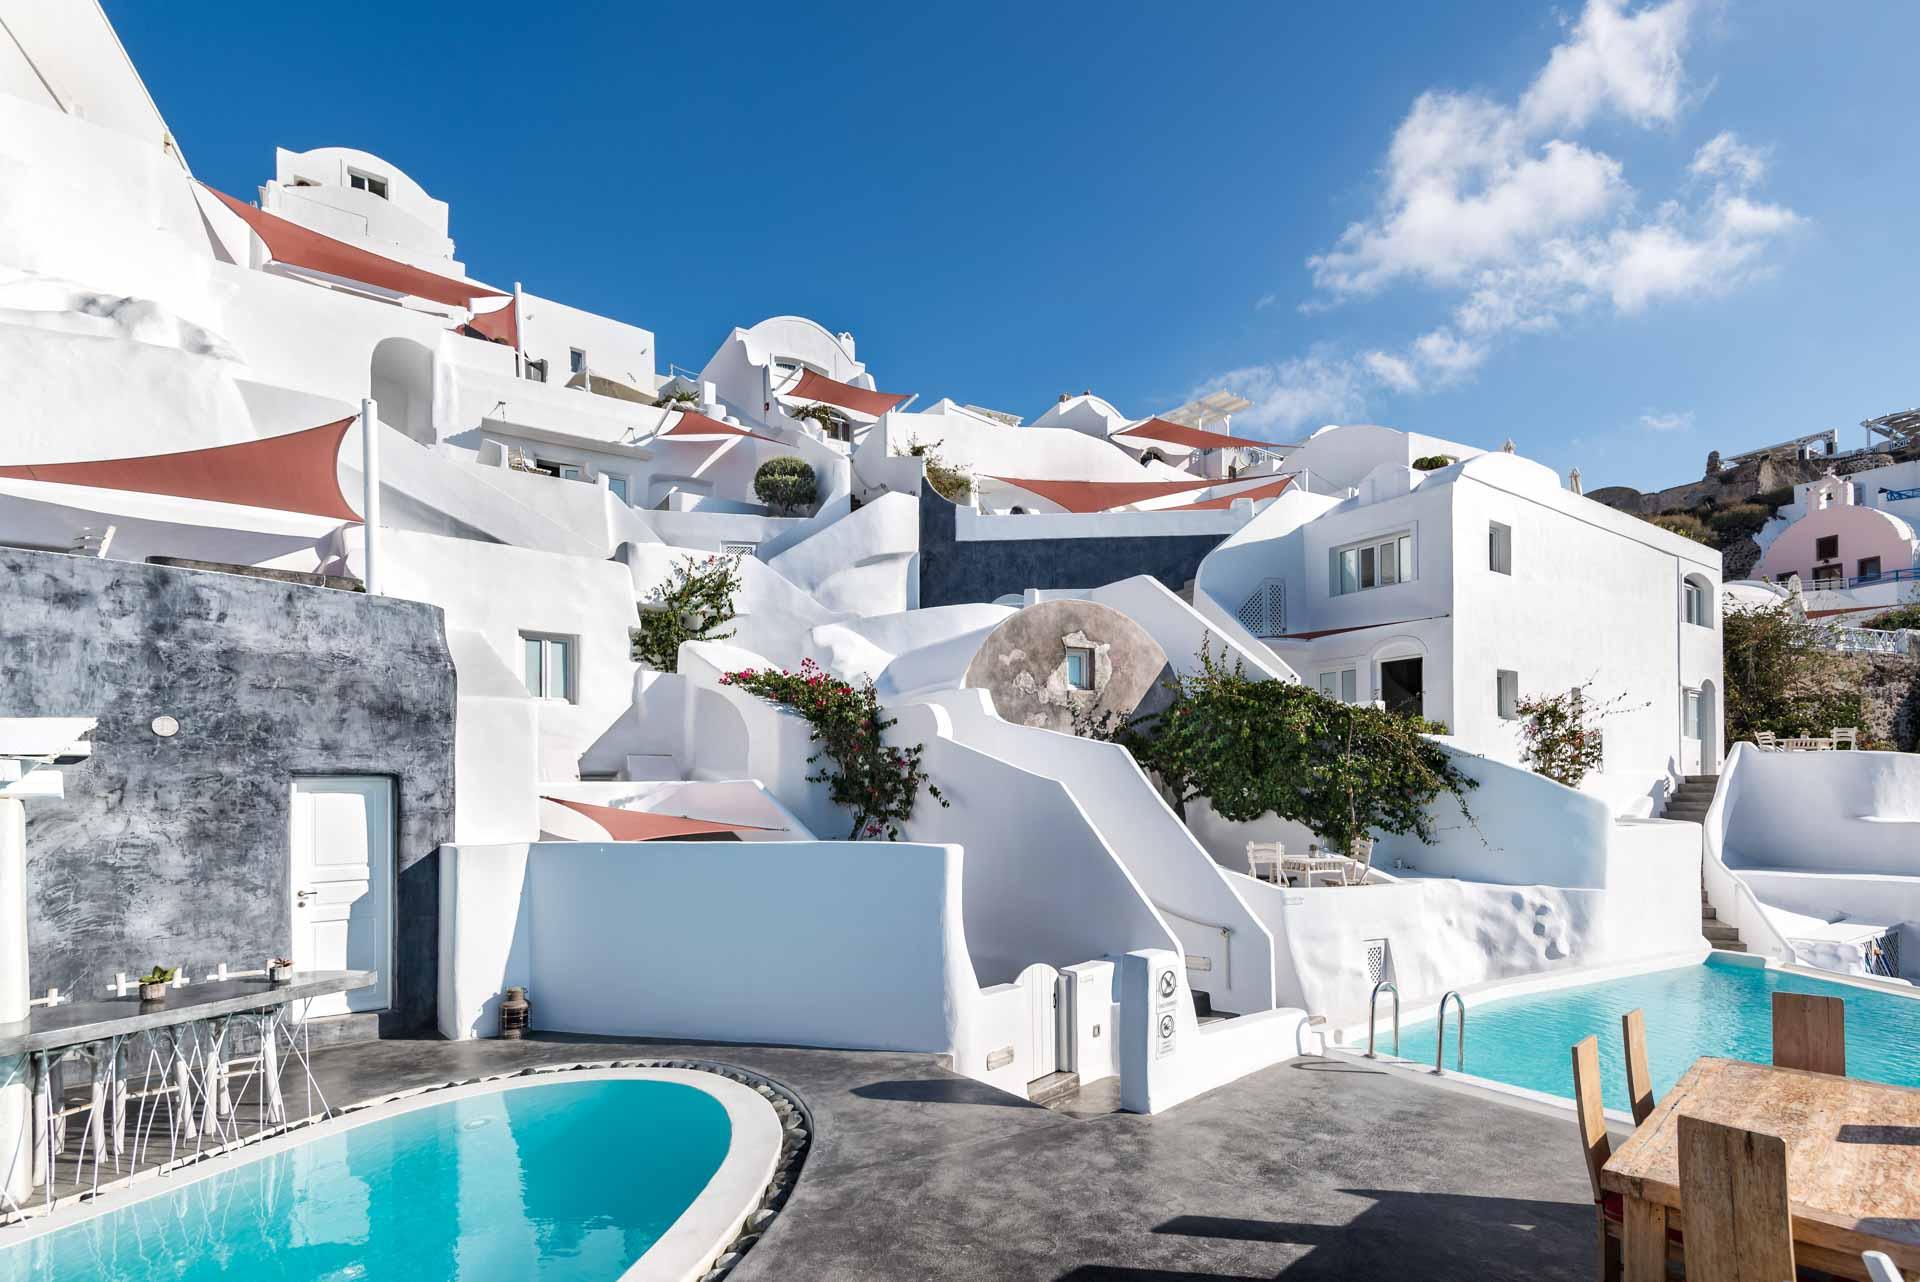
1280,855,1351,887
1601,1057,1920,1280
1779,736,1836,751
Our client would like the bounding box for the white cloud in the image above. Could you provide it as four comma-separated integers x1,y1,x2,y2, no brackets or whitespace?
1209,0,1801,433
1640,409,1694,431
1362,350,1421,393
1205,351,1367,436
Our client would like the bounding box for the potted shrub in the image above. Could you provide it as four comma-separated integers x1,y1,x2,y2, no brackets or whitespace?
138,965,177,1003
268,957,295,984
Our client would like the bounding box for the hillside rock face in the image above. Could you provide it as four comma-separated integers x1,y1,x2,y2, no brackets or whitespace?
1590,454,1834,517
1862,652,1920,752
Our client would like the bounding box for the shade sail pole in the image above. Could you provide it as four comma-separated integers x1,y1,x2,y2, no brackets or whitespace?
512,281,524,379
361,398,382,595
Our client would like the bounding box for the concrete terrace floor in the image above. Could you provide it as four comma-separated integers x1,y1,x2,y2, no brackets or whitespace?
306,1034,1599,1281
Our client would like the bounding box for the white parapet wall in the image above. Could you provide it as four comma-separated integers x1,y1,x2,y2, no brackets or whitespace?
1117,950,1320,1114
439,839,979,1050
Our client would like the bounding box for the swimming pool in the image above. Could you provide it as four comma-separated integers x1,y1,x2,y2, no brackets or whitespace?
0,1069,780,1282
1393,955,1920,1110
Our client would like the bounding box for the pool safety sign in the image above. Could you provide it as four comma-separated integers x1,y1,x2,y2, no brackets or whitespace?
1154,966,1179,1060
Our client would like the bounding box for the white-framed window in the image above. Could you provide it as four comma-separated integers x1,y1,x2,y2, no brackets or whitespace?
570,348,587,374
1064,647,1095,691
1489,522,1512,575
533,459,582,481
1497,669,1520,720
1683,687,1703,740
720,541,759,558
1683,577,1711,627
520,632,577,703
1318,668,1360,703
347,169,388,199
1331,532,1413,596
604,474,630,504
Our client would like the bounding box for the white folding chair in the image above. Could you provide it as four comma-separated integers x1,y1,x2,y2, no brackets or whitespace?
1245,840,1286,885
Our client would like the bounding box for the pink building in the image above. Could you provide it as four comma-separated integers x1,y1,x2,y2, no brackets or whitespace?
1755,477,1919,587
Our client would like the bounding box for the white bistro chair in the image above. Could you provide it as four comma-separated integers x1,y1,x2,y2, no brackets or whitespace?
1246,841,1286,885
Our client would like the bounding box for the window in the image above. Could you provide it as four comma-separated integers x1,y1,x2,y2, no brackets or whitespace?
720,541,759,558
1812,564,1844,586
1331,532,1413,596
520,633,576,702
1683,688,1702,740
1815,534,1839,560
533,459,581,481
1858,557,1882,581
1683,578,1711,628
570,348,587,374
1318,668,1359,703
1064,647,1094,691
525,358,549,384
1497,670,1520,720
604,474,630,504
1489,522,1512,575
347,170,388,199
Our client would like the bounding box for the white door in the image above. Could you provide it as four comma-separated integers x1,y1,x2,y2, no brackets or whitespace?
1018,962,1060,1081
289,776,394,1015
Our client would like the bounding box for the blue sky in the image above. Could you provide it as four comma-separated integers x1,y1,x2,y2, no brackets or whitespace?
109,1,1920,491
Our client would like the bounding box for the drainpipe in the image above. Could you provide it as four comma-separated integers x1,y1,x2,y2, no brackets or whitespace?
362,397,382,595
0,797,28,1205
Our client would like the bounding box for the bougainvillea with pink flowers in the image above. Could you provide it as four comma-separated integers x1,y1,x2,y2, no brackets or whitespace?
721,659,947,840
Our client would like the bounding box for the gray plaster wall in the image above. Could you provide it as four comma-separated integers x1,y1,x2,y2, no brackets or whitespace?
962,600,1171,734
917,486,1230,608
0,549,455,1032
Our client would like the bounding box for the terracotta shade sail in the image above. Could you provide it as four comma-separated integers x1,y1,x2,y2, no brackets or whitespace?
661,410,778,444
0,418,362,522
465,297,518,347
1160,475,1295,511
204,185,513,320
984,474,1221,513
783,368,910,418
1114,416,1275,452
543,796,776,841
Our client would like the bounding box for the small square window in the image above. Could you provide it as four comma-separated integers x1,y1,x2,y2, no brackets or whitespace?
1497,670,1519,720
1858,557,1882,581
1815,534,1839,560
1489,522,1512,575
348,170,388,199
525,358,548,384
570,348,587,374
520,632,577,702
1064,647,1094,691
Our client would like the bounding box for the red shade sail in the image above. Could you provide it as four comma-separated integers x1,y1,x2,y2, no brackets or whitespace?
984,474,1221,513
1160,475,1295,511
0,418,362,522
784,368,910,418
204,185,512,320
661,410,779,444
465,297,518,347
543,796,776,841
1114,416,1275,451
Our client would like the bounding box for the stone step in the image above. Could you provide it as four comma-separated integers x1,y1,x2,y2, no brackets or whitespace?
1685,774,1721,784
1711,940,1750,954
1703,922,1744,944
1026,1070,1082,1107
1701,904,1717,921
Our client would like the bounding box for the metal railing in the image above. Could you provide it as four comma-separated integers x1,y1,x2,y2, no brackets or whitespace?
1824,627,1915,656
1433,991,1466,1075
1365,980,1400,1059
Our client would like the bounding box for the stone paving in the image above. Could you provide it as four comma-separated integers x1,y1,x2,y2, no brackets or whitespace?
304,1033,1599,1281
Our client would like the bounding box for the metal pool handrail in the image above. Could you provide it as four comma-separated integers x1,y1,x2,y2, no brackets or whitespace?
1434,990,1466,1075
1365,980,1399,1059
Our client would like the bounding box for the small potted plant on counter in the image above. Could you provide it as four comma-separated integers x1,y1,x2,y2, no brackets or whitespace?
268,957,295,984
138,965,178,1003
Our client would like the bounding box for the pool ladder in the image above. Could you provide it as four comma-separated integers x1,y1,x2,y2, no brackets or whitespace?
1433,990,1466,1075
1364,980,1399,1058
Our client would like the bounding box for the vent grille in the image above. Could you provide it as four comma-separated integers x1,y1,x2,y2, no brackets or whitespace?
1236,579,1286,638
1364,938,1391,985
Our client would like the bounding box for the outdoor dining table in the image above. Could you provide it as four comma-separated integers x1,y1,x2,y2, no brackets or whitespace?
1600,1057,1920,1281
1279,854,1351,887
1778,736,1836,751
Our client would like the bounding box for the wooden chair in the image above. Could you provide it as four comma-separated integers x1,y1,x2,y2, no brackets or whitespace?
1620,1009,1656,1125
1678,1115,1794,1282
1571,1037,1683,1280
1753,730,1778,750
1831,726,1858,750
1772,992,1845,1076
1246,840,1285,885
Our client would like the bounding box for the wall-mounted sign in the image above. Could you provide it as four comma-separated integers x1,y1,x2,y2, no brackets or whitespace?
1154,965,1179,1060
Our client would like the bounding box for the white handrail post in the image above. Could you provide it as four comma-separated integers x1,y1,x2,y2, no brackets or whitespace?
361,397,382,596
511,281,524,379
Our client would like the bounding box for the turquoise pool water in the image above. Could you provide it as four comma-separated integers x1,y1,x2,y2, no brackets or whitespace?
1394,956,1920,1110
0,1077,731,1281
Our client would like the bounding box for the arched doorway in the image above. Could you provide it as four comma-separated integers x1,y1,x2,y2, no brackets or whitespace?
369,337,437,446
